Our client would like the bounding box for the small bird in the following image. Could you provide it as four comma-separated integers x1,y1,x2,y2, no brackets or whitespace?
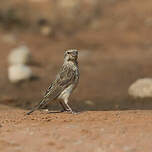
26,49,79,115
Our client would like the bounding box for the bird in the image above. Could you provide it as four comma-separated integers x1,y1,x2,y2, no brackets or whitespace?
26,49,79,115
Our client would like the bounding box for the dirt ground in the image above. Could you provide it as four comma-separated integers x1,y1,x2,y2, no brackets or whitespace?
1,0,152,151
1,105,152,152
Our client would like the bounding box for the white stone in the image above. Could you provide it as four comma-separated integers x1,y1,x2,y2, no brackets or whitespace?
8,45,31,65
128,78,152,98
8,64,33,83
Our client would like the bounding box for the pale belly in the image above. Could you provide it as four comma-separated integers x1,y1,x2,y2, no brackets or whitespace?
58,84,75,101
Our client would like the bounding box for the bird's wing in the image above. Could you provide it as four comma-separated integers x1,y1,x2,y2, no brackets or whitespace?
44,65,76,99
26,65,76,115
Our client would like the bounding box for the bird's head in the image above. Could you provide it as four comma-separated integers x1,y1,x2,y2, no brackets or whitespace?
64,49,78,62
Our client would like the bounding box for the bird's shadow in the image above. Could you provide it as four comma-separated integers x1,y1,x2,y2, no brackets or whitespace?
69,96,152,112
47,110,63,114
47,110,82,114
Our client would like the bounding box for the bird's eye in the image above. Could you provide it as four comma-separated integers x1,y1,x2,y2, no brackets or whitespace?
67,52,70,54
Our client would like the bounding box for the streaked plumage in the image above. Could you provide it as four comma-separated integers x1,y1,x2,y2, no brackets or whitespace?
27,49,79,115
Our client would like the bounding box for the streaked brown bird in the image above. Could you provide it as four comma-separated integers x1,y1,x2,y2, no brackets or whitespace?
26,49,79,115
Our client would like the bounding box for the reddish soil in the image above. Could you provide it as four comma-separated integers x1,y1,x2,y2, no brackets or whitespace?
1,105,152,152
0,0,152,151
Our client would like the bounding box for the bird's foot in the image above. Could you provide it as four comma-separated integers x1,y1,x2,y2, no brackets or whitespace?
71,111,80,114
64,109,79,114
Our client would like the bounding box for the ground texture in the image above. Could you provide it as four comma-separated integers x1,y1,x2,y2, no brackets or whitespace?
0,105,152,152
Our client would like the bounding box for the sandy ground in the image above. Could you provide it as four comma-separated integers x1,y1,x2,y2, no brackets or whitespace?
0,105,152,152
1,0,152,110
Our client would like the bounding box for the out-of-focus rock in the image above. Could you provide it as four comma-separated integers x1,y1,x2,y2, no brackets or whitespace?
40,25,53,36
84,100,94,105
128,78,152,98
8,64,33,83
38,19,53,36
8,45,32,65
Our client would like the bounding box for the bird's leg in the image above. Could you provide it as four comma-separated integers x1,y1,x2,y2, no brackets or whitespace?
64,99,78,114
58,100,67,112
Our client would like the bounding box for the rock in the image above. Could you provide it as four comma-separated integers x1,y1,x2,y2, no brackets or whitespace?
128,78,152,98
40,25,53,36
84,100,94,105
8,64,33,83
8,45,32,65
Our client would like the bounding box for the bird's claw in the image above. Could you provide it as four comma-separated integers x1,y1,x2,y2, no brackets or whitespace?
64,109,79,114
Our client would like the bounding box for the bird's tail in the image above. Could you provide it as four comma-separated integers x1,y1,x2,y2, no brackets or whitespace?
26,98,49,115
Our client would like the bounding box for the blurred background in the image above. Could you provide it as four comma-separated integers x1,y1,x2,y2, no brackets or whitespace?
0,0,152,111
